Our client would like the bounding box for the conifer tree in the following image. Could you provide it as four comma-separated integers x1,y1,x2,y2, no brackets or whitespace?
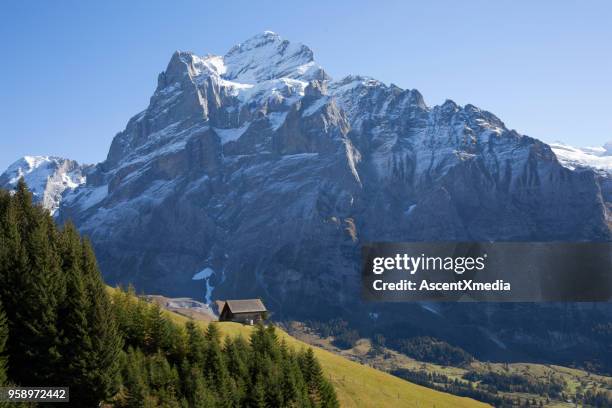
189,370,217,408
81,238,123,403
56,222,93,402
3,180,63,385
185,321,207,368
121,348,150,408
203,323,233,408
0,301,8,385
264,359,285,407
146,303,171,354
301,348,325,406
224,335,249,382
164,321,187,366
128,296,148,348
319,379,340,408
252,374,267,408
0,190,13,388
224,336,249,405
250,323,281,361
280,352,300,405
147,352,180,406
205,322,221,343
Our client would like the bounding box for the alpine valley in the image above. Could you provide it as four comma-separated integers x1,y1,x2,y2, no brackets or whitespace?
3,32,611,371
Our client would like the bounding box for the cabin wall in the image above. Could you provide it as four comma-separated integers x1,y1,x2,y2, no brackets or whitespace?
219,309,233,321
230,312,264,324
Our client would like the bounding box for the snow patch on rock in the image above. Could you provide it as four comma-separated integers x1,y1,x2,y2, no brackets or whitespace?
214,123,250,145
192,267,215,305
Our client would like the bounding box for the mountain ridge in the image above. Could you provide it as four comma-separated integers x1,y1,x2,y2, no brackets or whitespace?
2,32,611,368
0,155,88,215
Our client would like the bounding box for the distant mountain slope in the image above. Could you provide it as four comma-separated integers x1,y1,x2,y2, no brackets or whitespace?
550,141,612,174
551,141,612,224
0,156,87,215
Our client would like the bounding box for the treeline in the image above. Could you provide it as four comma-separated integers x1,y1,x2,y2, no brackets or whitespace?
393,367,575,407
590,322,612,375
0,181,338,407
582,389,612,407
463,370,564,398
391,336,473,367
391,368,514,407
307,319,474,368
392,368,550,407
307,319,360,349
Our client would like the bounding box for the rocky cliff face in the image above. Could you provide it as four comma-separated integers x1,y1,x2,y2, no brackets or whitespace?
58,32,608,301
5,32,611,365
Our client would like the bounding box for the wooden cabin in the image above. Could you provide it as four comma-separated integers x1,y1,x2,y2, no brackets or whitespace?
218,299,267,325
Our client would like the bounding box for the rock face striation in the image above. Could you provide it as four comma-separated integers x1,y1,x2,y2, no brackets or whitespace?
3,32,611,365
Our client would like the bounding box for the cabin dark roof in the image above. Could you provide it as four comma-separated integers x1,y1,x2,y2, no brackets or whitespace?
224,299,267,314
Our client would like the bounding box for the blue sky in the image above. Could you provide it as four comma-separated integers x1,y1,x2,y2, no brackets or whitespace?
1,0,611,169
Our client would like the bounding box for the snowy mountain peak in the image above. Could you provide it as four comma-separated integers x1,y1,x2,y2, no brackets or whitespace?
223,31,326,83
226,31,283,53
155,32,328,109
163,32,327,86
0,156,87,215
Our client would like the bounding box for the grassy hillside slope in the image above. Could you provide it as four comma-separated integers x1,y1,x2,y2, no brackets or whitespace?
160,307,489,408
286,324,612,407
